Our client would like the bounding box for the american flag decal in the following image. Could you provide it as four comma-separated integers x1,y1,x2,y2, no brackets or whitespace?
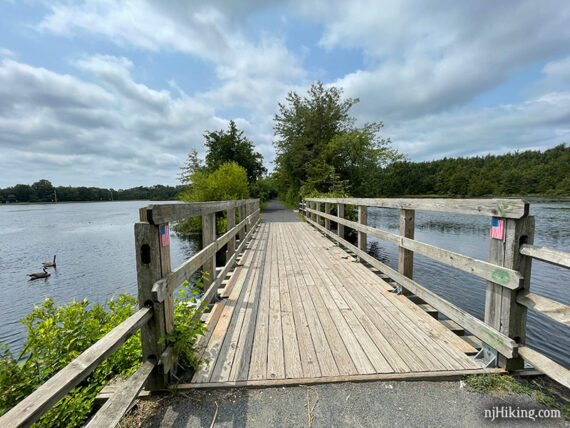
161,225,170,247
490,219,504,240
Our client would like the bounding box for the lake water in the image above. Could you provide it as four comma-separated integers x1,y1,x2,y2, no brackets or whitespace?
0,199,568,369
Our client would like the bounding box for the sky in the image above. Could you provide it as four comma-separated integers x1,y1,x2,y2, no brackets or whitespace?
1,0,569,189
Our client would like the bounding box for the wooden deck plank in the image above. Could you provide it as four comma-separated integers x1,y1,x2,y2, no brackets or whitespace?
230,224,270,381
281,225,340,377
285,226,358,376
193,225,262,383
313,229,476,371
275,224,303,378
248,225,273,380
288,225,376,375
276,223,321,378
267,224,286,379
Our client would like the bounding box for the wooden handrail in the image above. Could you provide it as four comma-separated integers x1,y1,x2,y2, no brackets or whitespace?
518,346,570,389
304,215,518,358
85,360,156,428
0,307,152,428
144,199,259,224
305,197,529,218
151,208,260,302
305,207,524,290
519,244,570,269
516,292,570,327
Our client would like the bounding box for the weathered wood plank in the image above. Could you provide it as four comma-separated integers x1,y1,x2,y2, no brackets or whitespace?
305,208,524,290
518,346,570,389
519,244,570,269
358,205,367,252
337,203,345,239
144,199,259,224
304,216,518,358
485,216,534,369
305,197,529,218
267,224,285,380
282,224,340,377
398,209,415,294
516,292,570,327
178,368,503,389
85,360,155,428
0,308,152,428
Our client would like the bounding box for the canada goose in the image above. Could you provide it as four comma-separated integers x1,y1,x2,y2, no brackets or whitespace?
29,268,51,280
42,255,56,268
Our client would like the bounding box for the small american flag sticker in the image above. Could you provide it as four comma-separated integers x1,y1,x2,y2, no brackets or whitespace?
161,225,170,247
490,219,504,240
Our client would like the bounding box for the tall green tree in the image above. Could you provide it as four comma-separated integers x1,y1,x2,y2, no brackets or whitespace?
273,81,399,202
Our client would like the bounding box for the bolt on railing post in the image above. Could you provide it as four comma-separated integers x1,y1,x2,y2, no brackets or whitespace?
202,212,216,289
398,209,415,295
337,203,345,239
134,209,172,390
485,215,535,370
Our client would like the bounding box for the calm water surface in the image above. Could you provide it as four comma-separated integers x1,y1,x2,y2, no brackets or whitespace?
0,201,198,353
0,199,568,369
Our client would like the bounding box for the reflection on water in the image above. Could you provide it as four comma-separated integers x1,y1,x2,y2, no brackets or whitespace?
365,198,570,369
0,201,199,354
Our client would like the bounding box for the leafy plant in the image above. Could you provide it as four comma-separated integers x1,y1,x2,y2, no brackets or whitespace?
160,275,209,370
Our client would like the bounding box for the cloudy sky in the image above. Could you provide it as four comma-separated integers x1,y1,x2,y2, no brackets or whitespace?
1,0,569,188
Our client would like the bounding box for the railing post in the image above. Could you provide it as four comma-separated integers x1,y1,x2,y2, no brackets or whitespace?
202,212,216,289
398,209,415,295
135,210,172,390
227,206,236,260
337,203,345,239
358,205,367,252
324,202,331,231
485,215,535,370
245,201,252,233
239,203,246,243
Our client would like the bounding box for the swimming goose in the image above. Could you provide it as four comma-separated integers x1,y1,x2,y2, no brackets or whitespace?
29,268,51,280
42,255,56,268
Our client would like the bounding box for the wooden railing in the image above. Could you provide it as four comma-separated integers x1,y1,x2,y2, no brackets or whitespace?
0,199,261,428
303,197,569,388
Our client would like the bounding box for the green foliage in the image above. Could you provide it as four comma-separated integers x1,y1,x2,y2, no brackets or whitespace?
175,162,250,235
273,81,401,204
0,180,183,203
160,275,209,369
377,143,570,197
464,374,569,420
250,174,278,202
0,295,142,427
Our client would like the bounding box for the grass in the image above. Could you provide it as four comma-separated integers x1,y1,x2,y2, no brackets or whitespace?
260,201,268,211
464,374,570,420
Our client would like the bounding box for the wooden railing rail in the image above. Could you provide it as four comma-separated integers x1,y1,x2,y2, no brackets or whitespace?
0,199,261,428
0,307,153,428
303,197,569,386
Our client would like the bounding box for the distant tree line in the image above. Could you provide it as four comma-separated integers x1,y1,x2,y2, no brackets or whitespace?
376,144,569,197
0,180,184,203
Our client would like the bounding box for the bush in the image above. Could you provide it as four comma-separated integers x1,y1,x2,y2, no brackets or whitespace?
174,162,249,236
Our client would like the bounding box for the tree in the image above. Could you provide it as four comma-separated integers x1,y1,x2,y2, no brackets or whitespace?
204,121,266,183
179,162,249,202
273,81,399,202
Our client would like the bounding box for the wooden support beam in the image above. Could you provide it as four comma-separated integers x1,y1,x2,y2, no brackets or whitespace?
227,207,236,260
337,203,345,239
518,346,570,389
398,209,415,295
519,244,570,269
358,205,367,252
202,212,217,289
324,202,331,230
485,216,535,370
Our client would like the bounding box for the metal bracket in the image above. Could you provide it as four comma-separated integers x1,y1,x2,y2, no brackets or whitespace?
473,342,498,368
355,256,361,263
391,284,403,295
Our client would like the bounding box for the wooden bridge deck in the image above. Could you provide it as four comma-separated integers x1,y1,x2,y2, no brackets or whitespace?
192,219,491,387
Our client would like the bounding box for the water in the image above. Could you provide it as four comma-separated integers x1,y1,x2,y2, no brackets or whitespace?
0,199,568,369
363,198,570,369
0,201,199,354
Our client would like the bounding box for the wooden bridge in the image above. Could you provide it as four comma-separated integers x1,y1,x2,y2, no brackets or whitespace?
2,198,569,427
